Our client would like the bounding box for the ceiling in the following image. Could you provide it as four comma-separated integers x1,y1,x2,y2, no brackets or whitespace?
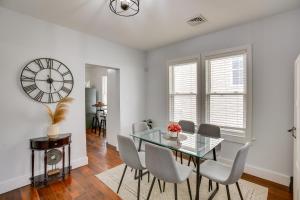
0,0,299,50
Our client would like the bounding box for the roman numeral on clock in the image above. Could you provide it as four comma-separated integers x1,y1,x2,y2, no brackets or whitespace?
61,86,71,94
24,67,37,75
48,93,54,103
62,71,71,77
46,59,53,69
23,84,37,93
21,75,35,82
57,92,63,100
34,59,45,69
34,91,44,101
63,80,73,84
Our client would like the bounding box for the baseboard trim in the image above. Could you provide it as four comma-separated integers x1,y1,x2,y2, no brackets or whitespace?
0,156,88,195
219,157,290,186
106,142,117,151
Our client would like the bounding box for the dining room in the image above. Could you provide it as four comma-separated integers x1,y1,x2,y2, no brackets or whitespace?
0,1,299,200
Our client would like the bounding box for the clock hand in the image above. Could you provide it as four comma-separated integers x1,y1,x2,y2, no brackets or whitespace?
51,83,57,92
35,79,48,82
50,80,52,93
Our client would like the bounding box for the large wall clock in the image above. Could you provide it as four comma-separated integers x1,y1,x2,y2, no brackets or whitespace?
20,58,74,103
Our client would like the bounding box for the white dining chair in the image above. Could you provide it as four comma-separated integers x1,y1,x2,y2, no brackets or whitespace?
199,142,251,200
190,123,221,191
177,120,195,164
145,143,193,200
178,120,195,133
132,122,149,151
117,135,148,200
199,124,221,159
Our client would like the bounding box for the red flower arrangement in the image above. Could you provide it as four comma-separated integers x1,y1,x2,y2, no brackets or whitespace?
168,122,182,133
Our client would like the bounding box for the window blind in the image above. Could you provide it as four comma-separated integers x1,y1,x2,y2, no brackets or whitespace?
169,62,198,124
206,53,247,133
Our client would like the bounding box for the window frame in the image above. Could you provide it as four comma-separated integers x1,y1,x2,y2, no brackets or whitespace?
167,57,201,126
201,45,253,143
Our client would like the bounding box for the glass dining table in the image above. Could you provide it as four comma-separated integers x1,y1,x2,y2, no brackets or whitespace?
131,128,224,200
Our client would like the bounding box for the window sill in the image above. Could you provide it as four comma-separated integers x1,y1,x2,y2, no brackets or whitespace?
221,130,254,144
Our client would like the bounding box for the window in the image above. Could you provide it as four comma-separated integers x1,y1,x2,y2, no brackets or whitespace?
204,47,251,139
167,46,252,142
169,60,198,125
232,59,243,85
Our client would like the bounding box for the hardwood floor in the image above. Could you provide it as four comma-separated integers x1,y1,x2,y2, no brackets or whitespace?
0,129,292,200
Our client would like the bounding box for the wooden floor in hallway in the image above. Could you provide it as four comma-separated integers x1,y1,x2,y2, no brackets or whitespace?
0,129,293,200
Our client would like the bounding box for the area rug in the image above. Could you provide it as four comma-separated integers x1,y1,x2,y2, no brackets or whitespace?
96,164,268,200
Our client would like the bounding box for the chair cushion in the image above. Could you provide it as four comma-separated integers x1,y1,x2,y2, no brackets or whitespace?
200,160,231,184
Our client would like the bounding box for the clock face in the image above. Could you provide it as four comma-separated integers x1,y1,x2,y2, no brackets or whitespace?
20,58,74,103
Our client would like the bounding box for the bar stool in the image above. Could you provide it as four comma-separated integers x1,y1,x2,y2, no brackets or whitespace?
98,112,107,137
92,110,101,133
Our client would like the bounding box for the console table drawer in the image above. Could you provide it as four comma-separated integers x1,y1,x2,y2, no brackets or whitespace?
30,133,71,150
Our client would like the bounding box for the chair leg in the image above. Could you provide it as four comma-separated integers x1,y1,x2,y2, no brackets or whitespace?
188,156,192,166
146,177,156,200
134,169,137,179
226,185,231,200
137,170,141,200
148,171,150,183
99,119,103,136
138,139,142,151
236,182,244,200
174,183,178,200
117,165,127,193
91,116,95,132
187,178,192,200
158,180,162,193
192,157,196,167
96,118,100,134
175,151,178,160
180,152,183,164
208,182,219,200
163,181,166,192
103,119,106,137
209,180,212,192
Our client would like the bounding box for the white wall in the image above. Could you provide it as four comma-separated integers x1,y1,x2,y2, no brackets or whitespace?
107,69,121,146
0,7,146,194
146,8,300,185
85,66,108,102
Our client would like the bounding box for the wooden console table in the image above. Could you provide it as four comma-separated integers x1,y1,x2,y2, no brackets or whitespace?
30,133,72,186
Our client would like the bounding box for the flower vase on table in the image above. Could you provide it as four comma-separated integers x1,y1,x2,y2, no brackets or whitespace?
44,97,74,138
167,122,182,138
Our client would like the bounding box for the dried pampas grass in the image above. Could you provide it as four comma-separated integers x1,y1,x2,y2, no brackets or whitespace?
45,97,74,125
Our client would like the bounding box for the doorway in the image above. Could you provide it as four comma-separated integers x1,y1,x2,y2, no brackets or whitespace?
85,64,120,146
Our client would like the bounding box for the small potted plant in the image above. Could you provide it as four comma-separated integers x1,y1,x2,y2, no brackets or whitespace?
167,122,182,138
143,119,153,129
45,97,74,138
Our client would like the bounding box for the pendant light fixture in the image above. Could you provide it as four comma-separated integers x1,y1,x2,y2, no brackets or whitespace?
109,0,140,17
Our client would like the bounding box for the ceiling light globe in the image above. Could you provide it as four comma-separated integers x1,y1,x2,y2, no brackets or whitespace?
120,1,130,10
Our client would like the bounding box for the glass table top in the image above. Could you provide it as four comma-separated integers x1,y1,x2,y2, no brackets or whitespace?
131,128,224,158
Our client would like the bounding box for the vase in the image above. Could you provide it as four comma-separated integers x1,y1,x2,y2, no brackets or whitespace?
47,124,59,138
169,131,179,138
